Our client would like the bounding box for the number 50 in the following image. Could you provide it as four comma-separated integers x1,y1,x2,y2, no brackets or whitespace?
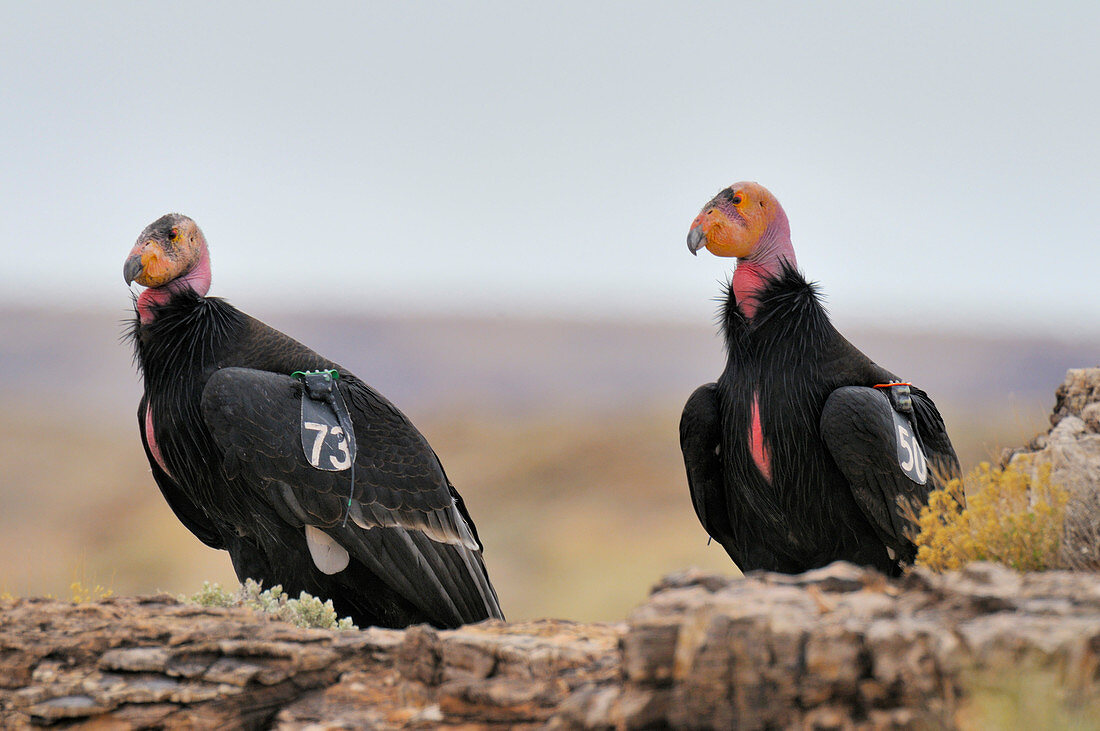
896,423,928,483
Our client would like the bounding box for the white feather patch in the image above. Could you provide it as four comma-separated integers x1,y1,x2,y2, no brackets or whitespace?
304,525,350,575
348,501,481,550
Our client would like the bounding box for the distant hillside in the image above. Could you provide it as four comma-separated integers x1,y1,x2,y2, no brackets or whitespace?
1,306,1094,418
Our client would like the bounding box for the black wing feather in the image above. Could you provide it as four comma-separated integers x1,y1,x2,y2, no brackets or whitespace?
199,367,502,626
820,386,960,562
909,385,962,482
137,396,225,549
680,383,736,548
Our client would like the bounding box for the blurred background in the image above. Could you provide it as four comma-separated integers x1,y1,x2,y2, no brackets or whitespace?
1,2,1097,621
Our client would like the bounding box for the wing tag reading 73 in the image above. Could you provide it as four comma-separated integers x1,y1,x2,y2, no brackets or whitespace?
297,372,357,472
889,409,928,485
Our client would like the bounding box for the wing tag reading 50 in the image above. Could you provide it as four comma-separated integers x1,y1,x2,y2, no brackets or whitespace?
297,371,357,472
890,410,928,485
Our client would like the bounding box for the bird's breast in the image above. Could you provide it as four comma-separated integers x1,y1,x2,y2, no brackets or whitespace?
748,392,772,482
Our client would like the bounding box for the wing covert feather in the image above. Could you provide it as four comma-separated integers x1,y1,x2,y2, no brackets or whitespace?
201,368,473,539
200,367,502,624
820,386,941,560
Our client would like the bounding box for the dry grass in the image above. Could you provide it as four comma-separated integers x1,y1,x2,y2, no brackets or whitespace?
421,403,738,620
958,663,1100,730
0,400,733,622
0,407,239,602
1064,494,1100,572
0,391,1058,620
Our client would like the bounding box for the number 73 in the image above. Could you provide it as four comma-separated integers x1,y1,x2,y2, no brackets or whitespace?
303,421,352,470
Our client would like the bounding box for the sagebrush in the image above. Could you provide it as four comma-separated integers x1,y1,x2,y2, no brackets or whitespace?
915,461,1068,572
186,579,357,630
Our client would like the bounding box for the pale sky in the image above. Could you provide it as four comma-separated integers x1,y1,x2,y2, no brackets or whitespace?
2,2,1097,336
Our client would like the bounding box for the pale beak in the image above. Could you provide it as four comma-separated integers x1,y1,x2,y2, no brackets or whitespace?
123,254,144,285
687,226,707,256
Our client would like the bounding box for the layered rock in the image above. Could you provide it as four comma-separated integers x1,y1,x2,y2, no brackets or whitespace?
4,562,1100,729
0,595,618,729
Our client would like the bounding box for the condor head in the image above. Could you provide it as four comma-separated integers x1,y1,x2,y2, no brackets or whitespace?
686,182,780,258
124,213,208,288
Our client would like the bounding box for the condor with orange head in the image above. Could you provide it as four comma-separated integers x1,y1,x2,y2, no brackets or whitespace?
681,183,960,574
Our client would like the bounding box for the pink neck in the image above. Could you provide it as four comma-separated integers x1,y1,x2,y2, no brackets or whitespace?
732,208,796,319
136,247,212,324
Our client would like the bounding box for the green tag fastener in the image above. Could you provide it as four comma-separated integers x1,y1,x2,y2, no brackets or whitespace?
291,369,340,381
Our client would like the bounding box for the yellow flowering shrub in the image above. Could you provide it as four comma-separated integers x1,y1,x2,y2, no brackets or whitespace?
915,462,1068,572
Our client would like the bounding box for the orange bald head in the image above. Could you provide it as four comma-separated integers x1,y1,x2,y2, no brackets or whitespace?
124,214,207,288
687,182,784,258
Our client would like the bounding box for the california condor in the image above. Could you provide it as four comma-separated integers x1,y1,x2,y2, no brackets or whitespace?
680,182,960,575
125,213,503,627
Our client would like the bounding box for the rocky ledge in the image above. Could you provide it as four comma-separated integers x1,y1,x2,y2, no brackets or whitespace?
3,561,1100,729
1004,367,1100,568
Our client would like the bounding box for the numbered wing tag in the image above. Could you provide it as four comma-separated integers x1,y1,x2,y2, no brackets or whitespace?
296,371,357,472
889,409,928,485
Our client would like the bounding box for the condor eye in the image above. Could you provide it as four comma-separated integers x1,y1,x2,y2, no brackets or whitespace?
731,194,742,205
170,228,179,239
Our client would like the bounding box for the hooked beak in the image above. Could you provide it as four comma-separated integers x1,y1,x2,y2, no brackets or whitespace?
124,254,144,285
687,225,707,256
